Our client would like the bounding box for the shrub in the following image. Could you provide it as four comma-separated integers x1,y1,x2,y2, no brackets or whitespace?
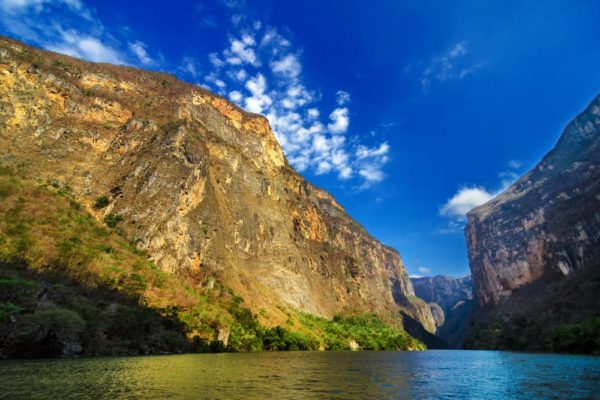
29,308,86,338
0,302,25,321
94,196,110,209
104,213,123,228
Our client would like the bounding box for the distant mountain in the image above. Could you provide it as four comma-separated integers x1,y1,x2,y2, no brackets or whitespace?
0,36,436,356
411,275,473,347
464,95,600,353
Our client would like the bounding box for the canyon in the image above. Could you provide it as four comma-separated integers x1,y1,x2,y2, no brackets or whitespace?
411,275,473,347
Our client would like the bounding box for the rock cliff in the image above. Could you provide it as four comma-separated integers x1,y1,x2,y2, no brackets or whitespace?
0,36,435,335
411,275,473,347
464,94,600,351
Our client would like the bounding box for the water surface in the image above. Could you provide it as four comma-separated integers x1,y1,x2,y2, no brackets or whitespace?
1,350,599,399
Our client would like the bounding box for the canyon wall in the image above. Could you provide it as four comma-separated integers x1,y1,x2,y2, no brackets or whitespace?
464,94,600,350
0,36,435,334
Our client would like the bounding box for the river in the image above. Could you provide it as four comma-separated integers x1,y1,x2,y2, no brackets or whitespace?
1,350,599,399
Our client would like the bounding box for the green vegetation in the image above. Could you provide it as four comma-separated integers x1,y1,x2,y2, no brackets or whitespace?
464,265,600,354
93,196,110,209
103,213,123,228
293,313,424,351
465,316,600,354
0,171,423,357
549,318,600,354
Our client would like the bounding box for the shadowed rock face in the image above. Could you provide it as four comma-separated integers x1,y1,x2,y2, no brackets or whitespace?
0,37,435,333
411,275,473,347
466,94,600,308
463,95,600,351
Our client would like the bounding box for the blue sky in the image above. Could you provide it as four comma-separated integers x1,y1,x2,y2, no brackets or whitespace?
2,0,600,277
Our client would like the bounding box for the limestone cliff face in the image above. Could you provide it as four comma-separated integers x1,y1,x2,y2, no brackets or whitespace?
411,275,473,347
0,37,435,333
466,94,600,308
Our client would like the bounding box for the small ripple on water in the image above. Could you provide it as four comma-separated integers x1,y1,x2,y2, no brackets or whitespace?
0,351,599,399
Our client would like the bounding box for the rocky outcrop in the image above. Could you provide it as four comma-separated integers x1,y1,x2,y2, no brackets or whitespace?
0,36,435,335
411,275,474,347
464,94,600,351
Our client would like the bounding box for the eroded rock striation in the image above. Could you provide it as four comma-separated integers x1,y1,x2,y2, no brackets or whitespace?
0,37,435,334
411,275,473,347
465,94,600,351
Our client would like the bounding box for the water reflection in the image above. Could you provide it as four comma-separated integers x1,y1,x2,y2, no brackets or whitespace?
1,350,599,399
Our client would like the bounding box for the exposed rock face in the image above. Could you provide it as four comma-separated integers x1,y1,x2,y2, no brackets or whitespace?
411,275,474,347
466,95,600,307
464,94,600,351
0,37,435,334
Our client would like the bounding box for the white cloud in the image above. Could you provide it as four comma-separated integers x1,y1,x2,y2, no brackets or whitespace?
358,165,384,183
209,52,225,67
47,30,125,64
449,41,468,58
316,161,332,175
224,34,259,66
439,187,494,220
205,72,228,94
244,73,272,113
338,165,353,180
0,0,88,18
307,108,319,119
419,40,484,92
327,107,349,134
180,56,199,77
128,41,154,65
335,90,350,105
229,90,243,102
508,159,522,169
0,0,157,68
418,267,432,274
231,69,247,81
220,0,244,10
270,54,301,78
356,142,389,159
439,160,523,231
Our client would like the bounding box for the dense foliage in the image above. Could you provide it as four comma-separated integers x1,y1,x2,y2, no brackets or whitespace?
0,170,423,357
465,316,600,355
549,318,600,354
464,264,600,354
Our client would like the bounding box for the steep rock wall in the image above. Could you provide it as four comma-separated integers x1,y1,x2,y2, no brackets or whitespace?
466,94,600,307
463,95,600,351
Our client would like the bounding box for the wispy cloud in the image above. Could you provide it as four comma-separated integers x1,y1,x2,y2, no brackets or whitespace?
200,22,391,188
128,40,155,66
418,266,431,274
419,41,485,93
0,0,157,67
